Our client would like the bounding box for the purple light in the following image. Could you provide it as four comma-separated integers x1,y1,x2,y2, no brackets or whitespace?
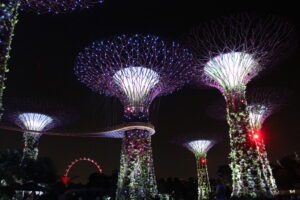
20,0,104,14
75,34,194,120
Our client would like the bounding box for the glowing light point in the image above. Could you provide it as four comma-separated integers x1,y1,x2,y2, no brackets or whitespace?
61,176,70,185
200,158,207,165
253,133,259,140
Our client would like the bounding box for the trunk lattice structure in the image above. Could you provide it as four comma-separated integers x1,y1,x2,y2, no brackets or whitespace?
182,139,215,200
195,153,210,200
254,137,278,195
225,90,266,197
116,129,157,200
21,132,41,165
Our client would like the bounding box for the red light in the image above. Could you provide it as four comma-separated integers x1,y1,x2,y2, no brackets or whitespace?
61,176,70,185
200,158,206,165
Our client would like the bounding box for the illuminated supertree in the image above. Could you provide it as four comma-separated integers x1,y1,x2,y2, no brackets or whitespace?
75,34,194,199
10,112,59,165
247,88,289,195
4,98,75,166
183,139,215,200
189,14,293,197
0,0,103,120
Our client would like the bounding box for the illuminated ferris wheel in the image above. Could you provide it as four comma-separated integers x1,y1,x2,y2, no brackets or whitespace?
61,157,103,184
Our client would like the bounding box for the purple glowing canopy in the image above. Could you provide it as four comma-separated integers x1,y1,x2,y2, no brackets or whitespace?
75,34,194,109
20,0,104,14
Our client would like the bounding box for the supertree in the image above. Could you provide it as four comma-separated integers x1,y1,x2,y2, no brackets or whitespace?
0,0,103,120
15,113,57,163
9,112,59,165
189,14,293,197
183,139,215,200
4,97,75,166
75,34,194,199
247,88,289,196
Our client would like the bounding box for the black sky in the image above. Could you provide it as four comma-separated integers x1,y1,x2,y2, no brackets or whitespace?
0,0,299,183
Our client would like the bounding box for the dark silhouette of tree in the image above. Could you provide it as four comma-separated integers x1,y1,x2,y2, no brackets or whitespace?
217,165,232,185
0,148,57,198
22,157,57,184
0,149,22,186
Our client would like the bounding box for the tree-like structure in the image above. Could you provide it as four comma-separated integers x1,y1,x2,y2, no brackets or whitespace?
75,34,194,199
247,88,289,196
0,0,103,120
4,97,73,166
189,14,293,197
0,148,23,187
183,140,215,200
11,112,59,165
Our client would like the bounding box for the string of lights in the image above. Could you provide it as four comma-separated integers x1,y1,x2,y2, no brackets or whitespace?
20,0,103,14
0,1,20,119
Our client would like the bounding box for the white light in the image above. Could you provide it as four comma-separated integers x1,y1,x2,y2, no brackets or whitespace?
113,67,160,106
204,52,258,91
289,190,295,194
18,113,53,132
247,105,267,129
186,140,214,154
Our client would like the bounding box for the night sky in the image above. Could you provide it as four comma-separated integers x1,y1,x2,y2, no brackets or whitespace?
0,0,299,183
